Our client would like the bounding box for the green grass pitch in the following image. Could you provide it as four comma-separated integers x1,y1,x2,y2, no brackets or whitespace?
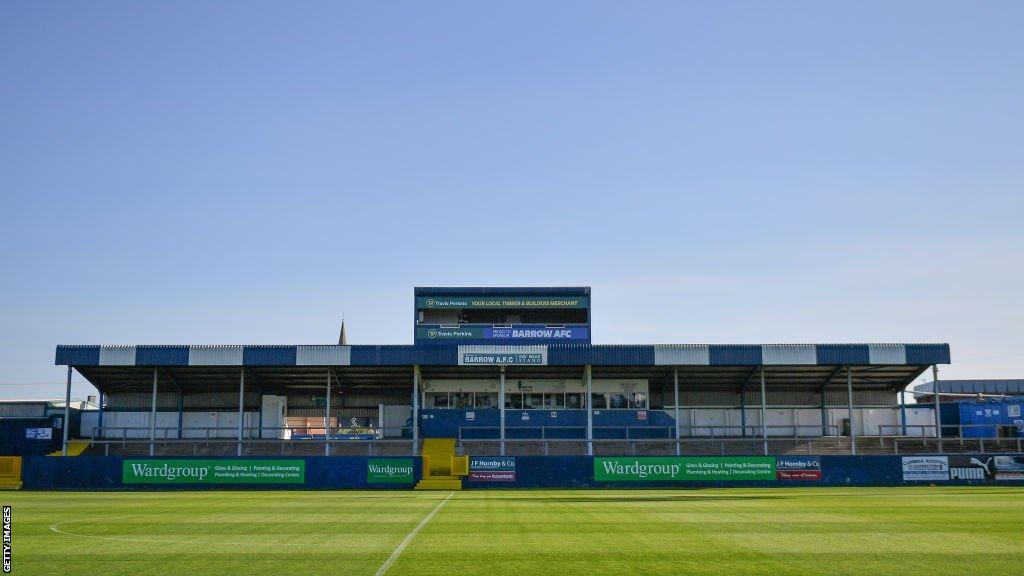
7,487,1024,575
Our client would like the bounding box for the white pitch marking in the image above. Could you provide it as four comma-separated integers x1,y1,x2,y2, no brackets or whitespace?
49,516,186,545
373,491,454,576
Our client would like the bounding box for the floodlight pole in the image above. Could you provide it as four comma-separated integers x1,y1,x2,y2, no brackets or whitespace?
412,364,420,456
237,369,245,457
62,366,72,456
759,367,768,456
499,365,506,456
586,364,593,456
673,367,680,456
150,367,158,457
325,369,332,456
933,364,942,452
847,365,856,455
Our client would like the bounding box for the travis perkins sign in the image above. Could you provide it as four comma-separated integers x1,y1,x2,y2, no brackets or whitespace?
417,296,588,309
417,326,589,341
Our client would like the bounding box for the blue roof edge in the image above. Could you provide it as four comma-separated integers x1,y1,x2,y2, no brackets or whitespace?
55,342,951,367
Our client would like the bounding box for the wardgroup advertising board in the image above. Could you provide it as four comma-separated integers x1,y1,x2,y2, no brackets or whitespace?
595,457,775,482
367,459,414,484
123,460,304,484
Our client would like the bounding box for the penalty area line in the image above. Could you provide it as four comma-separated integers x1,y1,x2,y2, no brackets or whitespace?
373,491,454,576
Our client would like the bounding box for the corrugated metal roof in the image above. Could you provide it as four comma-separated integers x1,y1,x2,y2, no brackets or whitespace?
56,343,952,368
915,379,1024,397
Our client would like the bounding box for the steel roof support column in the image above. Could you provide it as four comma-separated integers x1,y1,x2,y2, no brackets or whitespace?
412,365,420,457
97,391,104,439
933,364,942,452
325,369,332,456
499,365,506,456
62,366,72,456
900,388,908,436
177,392,184,440
740,383,747,438
847,366,856,455
237,369,245,457
586,364,593,456
820,390,828,437
150,367,158,457
759,368,768,456
673,367,680,456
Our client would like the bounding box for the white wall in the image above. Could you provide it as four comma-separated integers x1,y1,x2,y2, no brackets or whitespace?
97,411,260,439
663,407,936,437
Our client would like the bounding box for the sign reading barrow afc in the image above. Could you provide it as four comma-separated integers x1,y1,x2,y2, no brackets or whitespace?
123,459,304,484
461,353,545,365
595,457,775,482
417,326,589,341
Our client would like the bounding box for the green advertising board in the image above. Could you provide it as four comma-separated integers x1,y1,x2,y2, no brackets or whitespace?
594,457,775,482
367,458,415,484
123,459,305,484
416,296,588,309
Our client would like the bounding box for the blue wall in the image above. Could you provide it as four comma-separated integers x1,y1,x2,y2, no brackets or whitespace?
21,454,1024,490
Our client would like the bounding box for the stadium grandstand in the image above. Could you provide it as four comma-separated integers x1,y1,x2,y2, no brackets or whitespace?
43,286,1014,462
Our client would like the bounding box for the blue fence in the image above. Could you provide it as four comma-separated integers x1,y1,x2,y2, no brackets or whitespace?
20,454,1024,490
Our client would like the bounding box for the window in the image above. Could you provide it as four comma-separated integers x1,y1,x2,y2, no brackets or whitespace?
453,393,472,409
545,394,565,409
433,394,449,408
475,394,495,408
630,393,648,409
591,393,607,409
506,394,523,409
524,394,543,409
566,393,582,409
609,394,628,409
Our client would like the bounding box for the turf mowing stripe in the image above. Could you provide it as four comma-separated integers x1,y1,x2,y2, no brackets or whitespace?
373,491,453,576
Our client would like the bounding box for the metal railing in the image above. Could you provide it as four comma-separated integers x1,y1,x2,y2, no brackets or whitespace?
86,426,411,457
458,424,841,440
77,423,1023,457
876,424,1024,455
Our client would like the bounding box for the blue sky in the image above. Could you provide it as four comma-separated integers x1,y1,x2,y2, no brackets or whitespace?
1,1,1022,400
